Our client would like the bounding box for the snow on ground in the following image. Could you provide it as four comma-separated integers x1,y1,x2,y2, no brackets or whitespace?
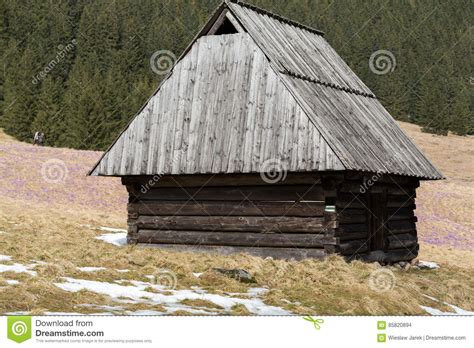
0,262,37,276
0,255,12,261
421,295,474,315
77,266,107,272
54,277,291,315
417,261,440,269
5,279,20,285
98,227,127,233
95,232,127,246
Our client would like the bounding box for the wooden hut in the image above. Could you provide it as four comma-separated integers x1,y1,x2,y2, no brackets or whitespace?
89,1,444,262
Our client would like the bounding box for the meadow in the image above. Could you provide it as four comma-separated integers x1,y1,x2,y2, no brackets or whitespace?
0,124,472,315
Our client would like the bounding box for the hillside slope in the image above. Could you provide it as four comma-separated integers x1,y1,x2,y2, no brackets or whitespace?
0,123,472,315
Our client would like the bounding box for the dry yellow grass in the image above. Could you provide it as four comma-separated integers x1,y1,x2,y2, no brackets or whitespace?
0,124,472,315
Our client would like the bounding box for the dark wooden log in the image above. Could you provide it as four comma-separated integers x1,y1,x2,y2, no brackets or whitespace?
127,223,139,244
371,185,416,196
335,193,367,209
130,185,325,202
335,209,367,223
135,243,327,260
339,240,369,255
387,207,415,221
136,215,325,233
137,229,334,247
336,223,367,233
387,218,417,234
343,172,420,187
333,231,368,241
128,200,325,217
386,195,416,207
387,233,417,249
122,173,323,187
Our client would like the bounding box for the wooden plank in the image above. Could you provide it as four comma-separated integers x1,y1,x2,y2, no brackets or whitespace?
387,207,415,221
128,200,325,217
332,230,368,241
339,240,369,255
336,223,367,233
387,233,417,249
137,229,331,247
207,9,230,35
122,172,323,188
134,185,325,201
136,243,327,260
325,209,367,223
225,12,244,33
335,193,367,209
136,215,325,233
387,219,417,234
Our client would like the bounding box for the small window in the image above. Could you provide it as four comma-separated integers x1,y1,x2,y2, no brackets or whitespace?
212,17,239,35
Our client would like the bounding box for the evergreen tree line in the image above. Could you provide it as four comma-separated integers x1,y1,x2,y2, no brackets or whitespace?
0,0,472,150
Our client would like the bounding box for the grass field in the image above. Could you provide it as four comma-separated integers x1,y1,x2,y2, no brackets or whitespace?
0,124,472,315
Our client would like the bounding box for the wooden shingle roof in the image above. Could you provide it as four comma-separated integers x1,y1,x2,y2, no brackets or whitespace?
90,0,443,179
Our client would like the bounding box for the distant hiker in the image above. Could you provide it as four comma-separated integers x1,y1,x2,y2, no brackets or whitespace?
33,131,45,146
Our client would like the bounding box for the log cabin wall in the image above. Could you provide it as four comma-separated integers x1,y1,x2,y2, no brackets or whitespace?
123,174,338,260
122,173,420,262
332,173,420,263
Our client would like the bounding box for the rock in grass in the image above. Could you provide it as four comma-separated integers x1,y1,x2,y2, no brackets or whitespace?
213,268,256,283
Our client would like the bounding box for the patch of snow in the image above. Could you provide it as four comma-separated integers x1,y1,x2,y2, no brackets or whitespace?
417,260,440,269
99,227,127,233
0,255,12,262
5,279,20,285
0,262,37,276
95,233,127,246
192,272,203,278
420,306,455,316
247,287,269,297
116,269,130,273
54,277,291,315
77,267,107,272
421,294,474,315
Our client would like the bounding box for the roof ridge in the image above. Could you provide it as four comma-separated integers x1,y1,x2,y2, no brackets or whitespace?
226,0,325,37
282,70,377,99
